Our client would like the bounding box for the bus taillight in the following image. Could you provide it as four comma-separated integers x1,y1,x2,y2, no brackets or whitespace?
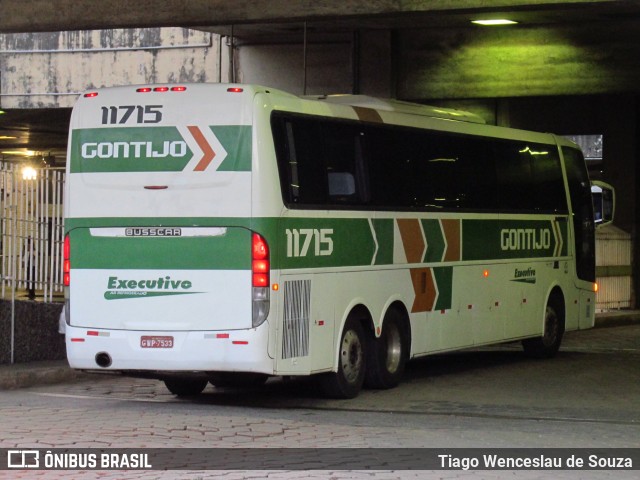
252,233,270,327
63,235,71,286
252,233,269,287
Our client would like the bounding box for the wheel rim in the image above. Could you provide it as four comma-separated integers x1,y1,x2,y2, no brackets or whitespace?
385,323,403,374
542,306,559,347
340,329,363,384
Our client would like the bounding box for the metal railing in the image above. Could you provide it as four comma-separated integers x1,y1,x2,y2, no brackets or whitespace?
1,162,65,302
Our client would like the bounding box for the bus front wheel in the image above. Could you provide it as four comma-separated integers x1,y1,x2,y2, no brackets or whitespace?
318,316,366,399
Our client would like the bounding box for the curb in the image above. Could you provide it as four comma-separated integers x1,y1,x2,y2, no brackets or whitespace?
594,312,640,329
0,360,92,390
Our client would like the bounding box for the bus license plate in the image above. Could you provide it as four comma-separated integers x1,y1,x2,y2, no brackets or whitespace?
140,336,174,348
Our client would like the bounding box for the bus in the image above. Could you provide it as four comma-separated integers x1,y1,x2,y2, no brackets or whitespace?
63,84,607,399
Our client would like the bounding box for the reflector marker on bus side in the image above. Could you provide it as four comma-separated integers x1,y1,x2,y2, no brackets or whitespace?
204,333,230,339
87,331,110,337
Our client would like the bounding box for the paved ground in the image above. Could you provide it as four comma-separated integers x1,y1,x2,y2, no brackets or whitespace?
0,313,638,479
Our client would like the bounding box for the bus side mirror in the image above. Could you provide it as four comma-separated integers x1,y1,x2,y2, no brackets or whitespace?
591,181,615,228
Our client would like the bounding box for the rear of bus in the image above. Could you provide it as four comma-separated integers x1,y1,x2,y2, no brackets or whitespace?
64,84,275,377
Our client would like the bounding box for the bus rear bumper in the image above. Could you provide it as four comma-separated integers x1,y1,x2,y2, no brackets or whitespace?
65,323,273,374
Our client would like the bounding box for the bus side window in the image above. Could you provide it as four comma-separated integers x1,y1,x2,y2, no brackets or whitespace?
272,113,369,208
319,122,367,206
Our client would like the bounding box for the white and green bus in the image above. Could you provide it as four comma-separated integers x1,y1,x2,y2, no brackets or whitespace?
64,84,607,398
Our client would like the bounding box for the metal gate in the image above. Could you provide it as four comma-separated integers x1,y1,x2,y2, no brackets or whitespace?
1,162,65,302
595,225,634,311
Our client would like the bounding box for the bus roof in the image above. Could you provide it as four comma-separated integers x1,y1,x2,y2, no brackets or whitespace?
305,94,486,124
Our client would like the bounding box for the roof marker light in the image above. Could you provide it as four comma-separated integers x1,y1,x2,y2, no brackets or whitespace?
227,87,244,93
171,86,187,92
471,19,518,26
136,87,152,93
154,87,169,92
84,92,98,98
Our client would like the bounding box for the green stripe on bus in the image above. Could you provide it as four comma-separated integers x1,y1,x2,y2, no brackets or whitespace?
422,219,445,263
70,228,251,270
69,125,252,173
433,267,453,310
70,127,191,173
372,219,393,265
462,218,568,261
213,126,252,171
67,216,570,271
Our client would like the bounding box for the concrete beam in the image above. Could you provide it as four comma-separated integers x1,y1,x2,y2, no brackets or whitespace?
0,0,620,33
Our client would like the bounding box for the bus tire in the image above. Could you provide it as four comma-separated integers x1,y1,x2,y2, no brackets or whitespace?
365,308,408,389
522,297,565,359
163,377,208,396
318,316,366,399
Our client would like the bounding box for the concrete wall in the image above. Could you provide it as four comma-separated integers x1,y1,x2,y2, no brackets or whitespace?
235,30,392,97
0,28,225,108
397,21,640,100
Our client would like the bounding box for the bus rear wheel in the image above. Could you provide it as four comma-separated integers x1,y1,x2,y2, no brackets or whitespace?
163,377,208,396
522,299,565,359
365,309,408,389
318,317,366,399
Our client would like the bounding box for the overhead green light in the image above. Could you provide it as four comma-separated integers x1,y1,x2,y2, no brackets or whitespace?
471,19,518,26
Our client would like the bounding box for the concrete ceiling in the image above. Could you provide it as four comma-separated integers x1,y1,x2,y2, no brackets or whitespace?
1,0,637,34
1,0,640,164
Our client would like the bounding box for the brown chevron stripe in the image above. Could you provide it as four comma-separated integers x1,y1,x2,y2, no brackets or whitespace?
441,219,461,262
352,106,383,124
409,268,437,313
397,219,425,263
